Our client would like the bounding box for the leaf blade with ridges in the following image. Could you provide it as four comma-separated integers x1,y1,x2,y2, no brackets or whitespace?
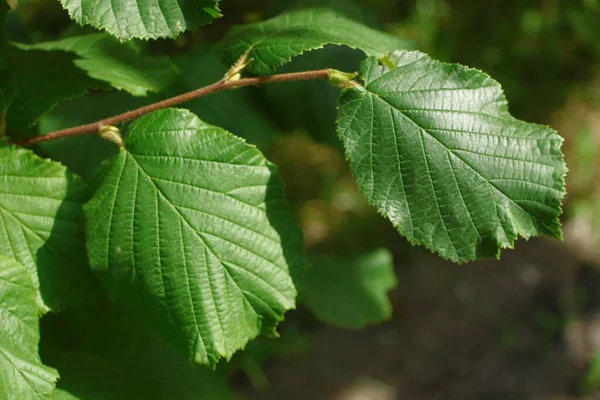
58,0,221,40
336,51,566,263
84,109,306,366
0,146,98,311
0,255,58,399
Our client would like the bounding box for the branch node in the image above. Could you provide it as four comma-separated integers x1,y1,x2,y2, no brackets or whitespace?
328,69,359,90
224,48,254,82
99,125,124,148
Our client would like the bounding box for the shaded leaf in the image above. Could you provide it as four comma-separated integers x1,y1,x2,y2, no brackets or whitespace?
84,109,306,366
41,303,231,400
218,7,411,75
0,146,99,311
58,0,221,40
300,249,396,329
18,34,177,96
0,255,58,399
0,46,97,132
336,51,566,263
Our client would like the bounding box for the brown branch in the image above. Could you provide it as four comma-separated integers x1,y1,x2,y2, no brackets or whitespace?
14,69,332,146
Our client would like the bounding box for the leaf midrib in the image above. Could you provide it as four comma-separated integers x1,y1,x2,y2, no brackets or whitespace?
125,152,266,350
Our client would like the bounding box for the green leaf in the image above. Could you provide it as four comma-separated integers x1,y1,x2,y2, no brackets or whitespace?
336,51,566,263
84,108,306,366
218,8,411,75
58,0,222,41
0,146,99,311
17,34,177,96
0,46,97,132
300,249,396,329
41,303,232,400
0,255,59,399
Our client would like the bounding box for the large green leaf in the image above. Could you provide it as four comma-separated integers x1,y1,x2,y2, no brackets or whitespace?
300,249,396,329
0,146,99,311
336,51,566,263
18,34,177,96
58,0,221,41
0,46,97,132
0,255,58,399
218,8,410,75
85,109,306,366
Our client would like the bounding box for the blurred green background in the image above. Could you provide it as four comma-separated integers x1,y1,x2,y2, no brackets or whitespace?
7,0,600,398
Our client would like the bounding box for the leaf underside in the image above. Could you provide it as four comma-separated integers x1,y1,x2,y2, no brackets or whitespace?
301,249,397,329
0,255,58,399
337,51,566,263
84,108,306,366
218,7,411,75
0,146,98,311
18,33,177,96
58,0,222,40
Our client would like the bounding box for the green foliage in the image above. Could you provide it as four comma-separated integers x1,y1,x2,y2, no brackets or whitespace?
0,255,58,399
301,249,396,329
0,46,97,131
0,146,98,311
18,33,177,96
84,109,306,367
581,349,600,393
218,8,411,75
40,303,231,399
57,0,222,40
0,1,570,398
336,51,566,263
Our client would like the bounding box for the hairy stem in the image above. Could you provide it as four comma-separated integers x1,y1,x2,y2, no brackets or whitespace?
14,69,332,146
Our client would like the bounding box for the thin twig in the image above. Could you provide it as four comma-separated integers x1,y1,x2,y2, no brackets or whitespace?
14,69,331,146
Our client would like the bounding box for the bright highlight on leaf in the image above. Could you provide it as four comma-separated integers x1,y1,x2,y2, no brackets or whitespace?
18,34,177,96
218,8,411,75
84,109,306,366
336,51,566,263
0,146,98,311
300,249,397,329
58,0,222,40
0,255,59,398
